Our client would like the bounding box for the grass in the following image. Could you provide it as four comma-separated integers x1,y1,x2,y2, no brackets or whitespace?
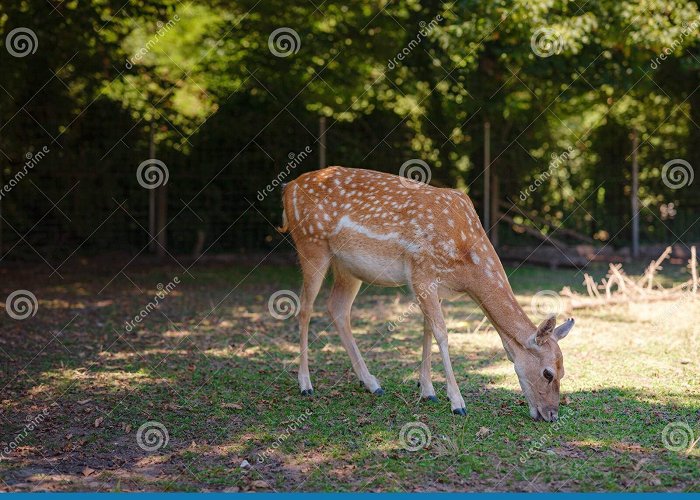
0,255,698,491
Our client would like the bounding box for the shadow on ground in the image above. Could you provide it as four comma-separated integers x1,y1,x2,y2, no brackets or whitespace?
0,257,698,491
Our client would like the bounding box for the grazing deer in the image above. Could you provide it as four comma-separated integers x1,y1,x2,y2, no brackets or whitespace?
279,166,574,421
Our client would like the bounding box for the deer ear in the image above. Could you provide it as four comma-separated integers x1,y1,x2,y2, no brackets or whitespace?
535,315,556,345
553,317,575,341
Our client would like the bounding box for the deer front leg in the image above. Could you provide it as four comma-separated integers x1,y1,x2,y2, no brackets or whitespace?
415,283,466,415
419,317,438,402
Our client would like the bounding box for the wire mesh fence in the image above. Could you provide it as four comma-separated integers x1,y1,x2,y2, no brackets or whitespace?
1,96,699,263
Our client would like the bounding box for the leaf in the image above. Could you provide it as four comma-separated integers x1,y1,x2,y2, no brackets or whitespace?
94,417,104,428
77,399,92,405
476,426,492,439
251,480,269,489
82,466,95,477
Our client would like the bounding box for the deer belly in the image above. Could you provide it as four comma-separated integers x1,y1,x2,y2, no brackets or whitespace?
332,247,410,286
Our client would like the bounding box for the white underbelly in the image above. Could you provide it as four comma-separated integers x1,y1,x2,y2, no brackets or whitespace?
332,248,409,286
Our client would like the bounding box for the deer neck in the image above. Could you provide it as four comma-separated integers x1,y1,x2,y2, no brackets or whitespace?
460,267,536,348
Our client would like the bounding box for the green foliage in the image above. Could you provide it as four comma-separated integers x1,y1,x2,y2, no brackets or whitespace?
1,0,700,252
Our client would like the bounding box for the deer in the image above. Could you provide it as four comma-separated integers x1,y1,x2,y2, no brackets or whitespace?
278,166,574,421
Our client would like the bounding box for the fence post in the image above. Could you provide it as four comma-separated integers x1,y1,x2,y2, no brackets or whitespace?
692,246,698,293
319,116,327,168
631,129,640,258
156,182,167,257
483,119,491,235
0,167,3,257
148,125,156,253
490,173,499,248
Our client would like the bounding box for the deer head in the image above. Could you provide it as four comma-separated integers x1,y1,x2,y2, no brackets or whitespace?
506,316,575,422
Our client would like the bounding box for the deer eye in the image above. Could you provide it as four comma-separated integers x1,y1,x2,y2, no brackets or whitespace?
543,369,554,383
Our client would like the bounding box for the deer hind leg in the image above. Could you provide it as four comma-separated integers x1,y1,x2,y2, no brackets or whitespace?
419,316,438,402
327,265,383,394
414,280,466,415
297,242,331,396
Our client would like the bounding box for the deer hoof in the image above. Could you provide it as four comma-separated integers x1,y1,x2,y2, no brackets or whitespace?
300,389,314,396
452,407,467,416
373,388,385,396
423,395,439,403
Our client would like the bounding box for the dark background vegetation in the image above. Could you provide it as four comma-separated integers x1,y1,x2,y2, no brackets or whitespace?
1,0,700,262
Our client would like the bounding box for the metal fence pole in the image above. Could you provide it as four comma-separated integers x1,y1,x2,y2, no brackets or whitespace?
148,125,156,253
631,129,640,258
483,120,491,233
319,116,327,169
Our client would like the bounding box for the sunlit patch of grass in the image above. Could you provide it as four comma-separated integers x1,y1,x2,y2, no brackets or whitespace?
1,261,698,491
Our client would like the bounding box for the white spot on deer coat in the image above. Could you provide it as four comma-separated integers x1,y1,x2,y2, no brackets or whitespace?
470,251,481,265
